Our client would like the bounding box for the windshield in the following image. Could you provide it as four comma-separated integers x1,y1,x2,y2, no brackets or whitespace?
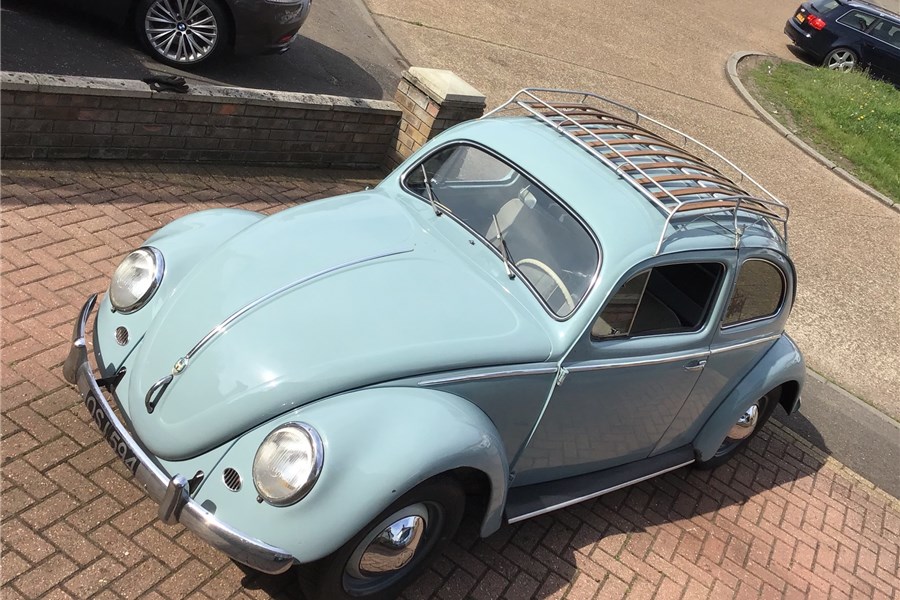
810,0,840,13
405,144,599,317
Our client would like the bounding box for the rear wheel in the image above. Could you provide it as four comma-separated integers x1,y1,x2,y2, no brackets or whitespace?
135,0,229,68
824,47,858,72
695,389,778,470
298,476,465,600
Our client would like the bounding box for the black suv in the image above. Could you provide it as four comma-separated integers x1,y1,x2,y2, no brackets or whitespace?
785,0,900,84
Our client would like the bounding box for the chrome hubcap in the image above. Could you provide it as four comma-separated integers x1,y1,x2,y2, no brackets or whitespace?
344,502,435,594
145,0,218,64
358,515,425,575
727,403,759,441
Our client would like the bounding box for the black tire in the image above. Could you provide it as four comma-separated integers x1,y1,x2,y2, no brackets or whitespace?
135,0,230,68
823,47,858,72
695,389,779,470
298,476,465,600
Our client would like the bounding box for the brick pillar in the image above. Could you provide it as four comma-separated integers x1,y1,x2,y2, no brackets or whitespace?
388,67,486,168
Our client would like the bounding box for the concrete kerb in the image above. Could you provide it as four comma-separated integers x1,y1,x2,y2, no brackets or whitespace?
725,51,899,214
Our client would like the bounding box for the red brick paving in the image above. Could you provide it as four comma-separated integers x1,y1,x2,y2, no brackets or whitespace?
2,160,899,599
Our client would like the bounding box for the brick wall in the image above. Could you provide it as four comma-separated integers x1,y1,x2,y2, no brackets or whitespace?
388,68,486,167
0,72,400,169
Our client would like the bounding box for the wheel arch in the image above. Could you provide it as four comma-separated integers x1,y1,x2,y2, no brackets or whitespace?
192,387,510,564
693,335,805,462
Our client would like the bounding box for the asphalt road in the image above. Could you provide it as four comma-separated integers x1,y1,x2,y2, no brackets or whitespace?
0,0,406,99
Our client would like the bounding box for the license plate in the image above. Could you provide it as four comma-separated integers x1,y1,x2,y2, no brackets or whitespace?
795,13,805,23
83,391,139,475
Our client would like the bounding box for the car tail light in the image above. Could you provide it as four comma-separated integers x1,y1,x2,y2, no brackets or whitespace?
278,30,300,44
807,15,827,30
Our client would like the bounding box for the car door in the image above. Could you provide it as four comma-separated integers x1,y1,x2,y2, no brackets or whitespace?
650,248,794,454
511,253,731,487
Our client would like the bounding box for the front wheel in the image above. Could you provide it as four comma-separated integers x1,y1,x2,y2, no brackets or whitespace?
695,390,778,470
298,476,465,600
823,47,858,72
135,0,230,68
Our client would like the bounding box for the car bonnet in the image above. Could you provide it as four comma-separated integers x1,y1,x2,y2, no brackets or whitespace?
124,191,553,460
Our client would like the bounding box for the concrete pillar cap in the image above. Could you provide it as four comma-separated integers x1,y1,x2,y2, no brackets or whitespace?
405,68,486,105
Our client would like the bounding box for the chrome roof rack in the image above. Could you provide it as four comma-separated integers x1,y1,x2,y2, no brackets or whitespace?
482,88,789,255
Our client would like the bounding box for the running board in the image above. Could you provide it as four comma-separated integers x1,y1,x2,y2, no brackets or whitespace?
505,446,695,523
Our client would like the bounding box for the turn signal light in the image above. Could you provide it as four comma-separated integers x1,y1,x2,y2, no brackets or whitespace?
808,15,827,30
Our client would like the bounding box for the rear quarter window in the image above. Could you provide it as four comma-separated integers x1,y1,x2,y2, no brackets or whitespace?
722,259,786,327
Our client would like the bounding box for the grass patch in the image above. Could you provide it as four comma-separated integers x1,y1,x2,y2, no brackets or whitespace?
746,60,899,203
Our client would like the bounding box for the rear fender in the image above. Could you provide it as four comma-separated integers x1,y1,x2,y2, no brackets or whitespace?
192,387,508,564
694,335,805,461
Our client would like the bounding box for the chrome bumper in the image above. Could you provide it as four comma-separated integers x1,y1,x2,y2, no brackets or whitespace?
63,294,294,575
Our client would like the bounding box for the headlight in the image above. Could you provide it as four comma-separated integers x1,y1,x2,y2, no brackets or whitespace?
253,422,324,506
108,247,164,314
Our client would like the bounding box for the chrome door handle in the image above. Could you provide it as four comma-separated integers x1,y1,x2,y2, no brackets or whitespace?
683,359,707,372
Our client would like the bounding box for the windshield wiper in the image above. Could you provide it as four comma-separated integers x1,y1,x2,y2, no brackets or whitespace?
421,165,443,216
491,214,515,280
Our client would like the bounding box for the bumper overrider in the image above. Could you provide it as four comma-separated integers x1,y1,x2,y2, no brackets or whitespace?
62,294,294,575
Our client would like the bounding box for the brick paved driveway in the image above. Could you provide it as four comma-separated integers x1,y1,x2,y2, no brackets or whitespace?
2,162,899,600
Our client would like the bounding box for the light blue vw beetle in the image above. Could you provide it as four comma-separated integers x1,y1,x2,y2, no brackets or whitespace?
64,89,804,599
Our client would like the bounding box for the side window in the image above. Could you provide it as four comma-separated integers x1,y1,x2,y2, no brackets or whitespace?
592,263,724,339
838,9,877,31
869,20,900,49
722,260,785,327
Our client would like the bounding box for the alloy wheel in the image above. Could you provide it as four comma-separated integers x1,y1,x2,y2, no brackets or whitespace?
827,50,856,71
144,0,219,64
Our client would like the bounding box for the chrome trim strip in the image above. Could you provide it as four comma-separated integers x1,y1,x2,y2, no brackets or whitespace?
709,334,781,355
507,458,695,523
565,350,710,373
179,248,414,370
64,296,294,575
419,366,558,387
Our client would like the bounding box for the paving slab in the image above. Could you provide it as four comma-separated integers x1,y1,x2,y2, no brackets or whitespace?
364,0,900,423
2,161,900,599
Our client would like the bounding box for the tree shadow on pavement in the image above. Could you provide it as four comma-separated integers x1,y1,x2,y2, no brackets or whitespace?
234,419,829,599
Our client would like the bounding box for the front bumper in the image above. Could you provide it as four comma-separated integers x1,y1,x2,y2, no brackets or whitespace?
62,294,294,575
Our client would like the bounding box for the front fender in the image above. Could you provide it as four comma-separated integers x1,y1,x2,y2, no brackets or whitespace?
694,335,805,461
192,387,509,564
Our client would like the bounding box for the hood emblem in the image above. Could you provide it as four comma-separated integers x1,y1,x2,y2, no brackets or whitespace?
173,357,189,374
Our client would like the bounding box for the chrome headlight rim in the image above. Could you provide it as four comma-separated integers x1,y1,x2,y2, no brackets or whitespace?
109,246,165,314
252,422,324,507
